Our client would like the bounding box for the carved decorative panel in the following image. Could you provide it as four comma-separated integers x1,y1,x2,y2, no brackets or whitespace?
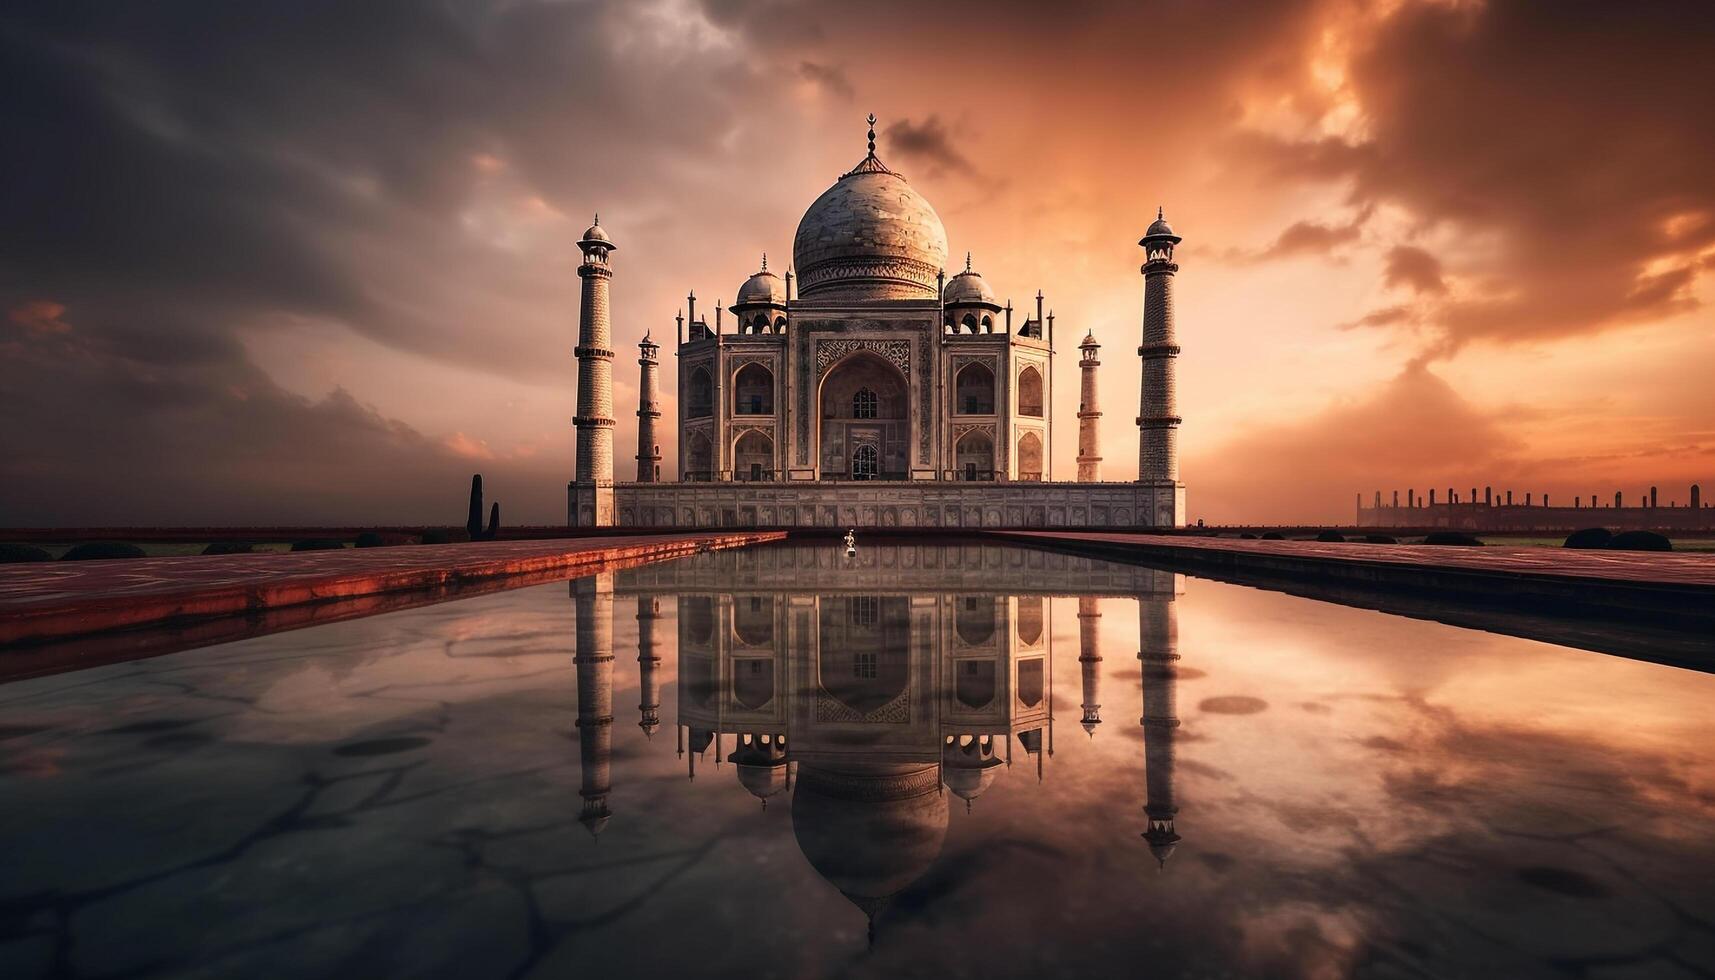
815,339,912,377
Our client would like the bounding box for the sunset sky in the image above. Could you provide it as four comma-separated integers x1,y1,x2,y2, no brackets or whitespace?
3,0,1712,526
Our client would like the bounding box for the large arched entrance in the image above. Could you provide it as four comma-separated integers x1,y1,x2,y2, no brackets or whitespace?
818,352,909,480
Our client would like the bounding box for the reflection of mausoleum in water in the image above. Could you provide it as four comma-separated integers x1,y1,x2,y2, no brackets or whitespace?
570,545,1189,938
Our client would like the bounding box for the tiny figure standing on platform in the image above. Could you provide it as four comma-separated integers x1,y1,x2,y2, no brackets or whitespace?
843,529,857,557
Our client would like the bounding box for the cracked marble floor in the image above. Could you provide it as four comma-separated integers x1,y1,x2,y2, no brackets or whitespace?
2,542,1713,979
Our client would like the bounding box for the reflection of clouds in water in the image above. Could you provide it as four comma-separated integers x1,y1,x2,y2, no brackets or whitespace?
1199,696,1269,715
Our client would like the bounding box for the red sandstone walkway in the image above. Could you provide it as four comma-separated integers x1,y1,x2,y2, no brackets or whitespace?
998,531,1715,587
0,532,782,648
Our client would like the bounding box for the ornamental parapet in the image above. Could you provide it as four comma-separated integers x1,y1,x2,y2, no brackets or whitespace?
1136,416,1183,428
573,416,617,427
574,346,614,359
1137,343,1181,358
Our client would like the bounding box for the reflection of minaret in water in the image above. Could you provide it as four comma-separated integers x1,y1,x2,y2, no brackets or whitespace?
1078,596,1102,736
1138,592,1181,868
573,574,615,838
636,596,661,738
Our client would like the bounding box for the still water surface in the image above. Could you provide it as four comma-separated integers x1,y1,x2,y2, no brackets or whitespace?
2,541,1714,978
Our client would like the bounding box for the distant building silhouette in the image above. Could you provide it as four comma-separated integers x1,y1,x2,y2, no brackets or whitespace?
1355,482,1711,531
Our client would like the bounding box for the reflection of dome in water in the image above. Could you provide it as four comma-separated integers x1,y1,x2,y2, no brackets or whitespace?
942,735,1003,811
792,763,948,929
729,735,790,807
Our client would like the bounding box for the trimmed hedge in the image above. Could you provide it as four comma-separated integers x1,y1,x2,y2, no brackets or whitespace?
1364,534,1398,544
290,539,346,552
1260,531,1285,540
1421,532,1483,546
1607,530,1672,552
202,542,255,555
62,542,147,561
0,543,53,563
1562,527,1613,549
355,531,415,548
420,527,472,545
1315,530,1346,543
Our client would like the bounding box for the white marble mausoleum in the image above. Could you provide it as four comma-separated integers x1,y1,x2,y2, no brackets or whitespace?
570,116,1186,529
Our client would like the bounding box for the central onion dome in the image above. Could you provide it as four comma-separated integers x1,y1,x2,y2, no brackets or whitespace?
792,115,949,301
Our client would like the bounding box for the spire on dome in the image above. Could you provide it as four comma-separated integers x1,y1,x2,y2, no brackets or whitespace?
964,252,972,274
760,252,768,273
841,112,897,178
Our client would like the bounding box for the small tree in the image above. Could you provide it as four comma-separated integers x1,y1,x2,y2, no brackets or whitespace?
466,474,484,540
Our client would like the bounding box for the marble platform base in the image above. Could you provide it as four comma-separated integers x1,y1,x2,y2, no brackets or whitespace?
605,480,1185,530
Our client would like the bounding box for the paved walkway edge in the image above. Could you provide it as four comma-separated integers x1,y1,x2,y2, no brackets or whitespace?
990,531,1715,631
1,532,783,647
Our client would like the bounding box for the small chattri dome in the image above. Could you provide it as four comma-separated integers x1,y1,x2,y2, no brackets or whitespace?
943,254,999,309
1079,328,1100,349
581,214,615,249
736,257,787,308
1143,206,1176,240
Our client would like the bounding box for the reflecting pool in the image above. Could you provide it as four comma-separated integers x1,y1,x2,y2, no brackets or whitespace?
3,540,1714,978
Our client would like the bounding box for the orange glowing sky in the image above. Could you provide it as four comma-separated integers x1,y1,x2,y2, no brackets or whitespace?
2,0,1712,525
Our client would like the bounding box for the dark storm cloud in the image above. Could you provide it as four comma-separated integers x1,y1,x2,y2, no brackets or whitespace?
1381,246,1445,296
1227,208,1371,264
0,0,777,524
883,116,976,179
1242,0,1715,351
796,61,854,100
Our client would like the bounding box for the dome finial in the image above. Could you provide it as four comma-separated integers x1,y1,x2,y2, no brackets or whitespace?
866,113,877,156
964,251,972,274
1157,205,1163,221
760,252,768,273
594,211,600,225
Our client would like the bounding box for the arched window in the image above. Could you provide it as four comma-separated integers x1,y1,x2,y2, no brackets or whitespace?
1018,366,1044,417
980,315,992,332
852,387,878,420
686,367,712,419
1015,597,1043,645
852,444,879,480
956,596,995,645
954,363,995,415
751,314,768,335
773,316,787,333
733,430,773,481
1017,432,1043,480
734,363,773,415
961,313,979,334
685,431,712,480
955,429,994,481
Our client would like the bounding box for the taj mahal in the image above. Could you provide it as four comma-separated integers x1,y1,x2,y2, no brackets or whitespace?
570,116,1186,529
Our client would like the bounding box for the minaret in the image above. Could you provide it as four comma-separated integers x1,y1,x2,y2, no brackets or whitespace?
1077,596,1102,736
635,332,662,482
573,573,616,837
571,215,617,526
1138,590,1182,868
1137,208,1185,524
636,595,661,737
1077,330,1103,482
